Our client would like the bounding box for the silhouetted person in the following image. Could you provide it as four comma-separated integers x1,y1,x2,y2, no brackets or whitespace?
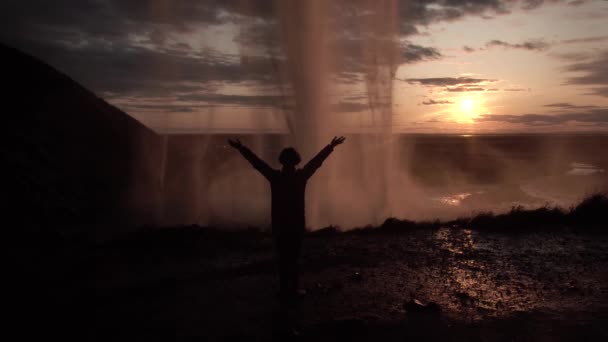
228,136,346,308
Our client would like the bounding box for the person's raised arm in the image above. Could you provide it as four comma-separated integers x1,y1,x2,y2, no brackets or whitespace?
302,136,346,179
228,138,274,180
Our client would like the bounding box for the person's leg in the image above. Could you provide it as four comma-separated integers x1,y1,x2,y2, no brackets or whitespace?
286,232,303,307
275,234,290,309
275,227,304,309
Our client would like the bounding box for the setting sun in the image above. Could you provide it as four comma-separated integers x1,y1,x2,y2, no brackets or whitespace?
456,97,478,122
461,98,474,112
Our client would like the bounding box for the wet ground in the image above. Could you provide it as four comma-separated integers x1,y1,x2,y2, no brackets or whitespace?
93,228,608,340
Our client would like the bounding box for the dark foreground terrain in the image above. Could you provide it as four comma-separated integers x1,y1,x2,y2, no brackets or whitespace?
8,195,608,341
90,226,607,341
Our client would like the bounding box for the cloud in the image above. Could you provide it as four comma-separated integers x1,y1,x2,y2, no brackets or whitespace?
0,1,285,100
521,0,546,10
469,34,606,53
343,95,367,101
543,102,598,110
445,87,486,92
31,41,277,97
402,76,501,93
587,87,608,97
402,77,496,86
503,88,528,91
0,1,287,101
331,102,369,112
475,108,608,125
0,0,573,112
567,0,588,6
335,39,442,75
564,50,608,97
121,103,209,113
394,0,545,29
561,36,608,44
421,99,455,105
543,102,576,108
485,39,550,51
176,93,287,107
402,43,442,63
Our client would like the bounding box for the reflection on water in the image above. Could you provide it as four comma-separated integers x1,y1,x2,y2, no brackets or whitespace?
567,162,605,176
434,227,475,254
433,228,507,317
434,192,472,206
414,228,607,321
425,158,607,218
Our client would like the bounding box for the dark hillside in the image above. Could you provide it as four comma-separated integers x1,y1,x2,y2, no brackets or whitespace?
2,43,162,236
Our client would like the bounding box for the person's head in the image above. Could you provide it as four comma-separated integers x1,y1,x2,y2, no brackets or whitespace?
278,147,301,168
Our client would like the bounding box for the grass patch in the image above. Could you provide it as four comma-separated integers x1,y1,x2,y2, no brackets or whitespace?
94,193,608,244
341,193,608,234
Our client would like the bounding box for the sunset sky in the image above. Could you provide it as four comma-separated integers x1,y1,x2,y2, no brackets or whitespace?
2,0,607,133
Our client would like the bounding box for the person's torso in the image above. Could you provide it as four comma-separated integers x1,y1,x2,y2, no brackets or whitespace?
269,170,307,229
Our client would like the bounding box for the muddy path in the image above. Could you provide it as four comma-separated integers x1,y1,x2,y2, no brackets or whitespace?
93,228,608,340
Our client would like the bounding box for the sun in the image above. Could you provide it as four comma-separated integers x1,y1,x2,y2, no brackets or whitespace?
457,98,477,122
461,98,474,112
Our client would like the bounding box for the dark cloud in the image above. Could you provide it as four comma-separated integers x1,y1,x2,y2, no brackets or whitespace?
561,36,608,44
402,43,442,63
121,103,211,112
32,41,276,97
173,107,196,113
521,0,546,10
564,50,608,97
543,102,598,110
475,108,608,125
485,39,550,51
399,23,420,36
587,87,608,97
1,0,230,43
334,38,441,72
0,1,283,100
0,0,570,110
567,0,587,6
391,0,566,34
402,77,496,86
176,93,286,107
343,95,368,101
543,102,575,108
422,99,455,105
331,102,369,112
468,34,607,53
445,86,486,92
396,0,512,28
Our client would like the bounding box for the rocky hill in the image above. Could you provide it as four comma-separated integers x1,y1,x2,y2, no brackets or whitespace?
2,43,162,236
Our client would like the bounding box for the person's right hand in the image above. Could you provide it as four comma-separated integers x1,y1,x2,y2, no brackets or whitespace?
228,138,242,149
330,136,346,147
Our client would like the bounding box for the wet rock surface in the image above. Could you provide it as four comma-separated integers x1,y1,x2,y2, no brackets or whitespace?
93,227,608,340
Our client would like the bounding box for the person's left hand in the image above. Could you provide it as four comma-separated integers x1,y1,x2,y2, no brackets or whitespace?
228,138,242,149
330,136,346,147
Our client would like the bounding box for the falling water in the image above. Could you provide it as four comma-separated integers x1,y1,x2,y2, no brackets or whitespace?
270,0,408,228
150,0,422,229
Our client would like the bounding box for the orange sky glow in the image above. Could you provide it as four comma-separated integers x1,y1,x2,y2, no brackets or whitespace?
3,0,607,134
